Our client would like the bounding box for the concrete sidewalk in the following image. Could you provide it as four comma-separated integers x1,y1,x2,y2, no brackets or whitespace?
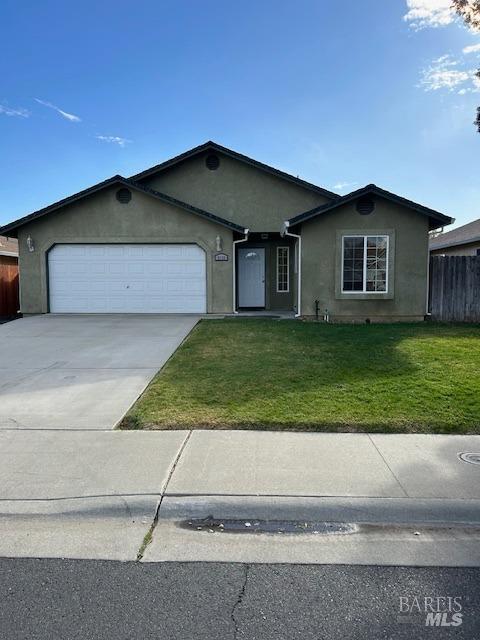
165,431,480,499
0,430,189,561
0,430,479,565
147,431,480,566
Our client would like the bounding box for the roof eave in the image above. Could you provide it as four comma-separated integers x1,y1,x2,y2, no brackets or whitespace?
430,235,480,251
286,184,454,228
0,175,245,237
128,180,246,233
0,175,126,237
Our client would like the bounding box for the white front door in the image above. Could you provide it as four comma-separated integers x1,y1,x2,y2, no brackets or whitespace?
238,247,265,307
48,243,206,313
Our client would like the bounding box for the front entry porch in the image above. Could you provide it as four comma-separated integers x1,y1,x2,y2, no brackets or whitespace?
233,309,296,318
234,233,296,313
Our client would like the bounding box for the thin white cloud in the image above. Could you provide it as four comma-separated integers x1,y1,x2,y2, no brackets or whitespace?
35,98,81,122
419,54,476,91
332,181,358,191
404,0,455,30
96,135,131,147
463,42,480,54
0,104,30,118
458,74,480,93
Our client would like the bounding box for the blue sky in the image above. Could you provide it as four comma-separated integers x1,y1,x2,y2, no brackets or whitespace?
1,0,479,228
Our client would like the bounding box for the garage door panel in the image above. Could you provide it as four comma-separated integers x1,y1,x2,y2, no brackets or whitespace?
48,244,206,313
127,263,146,275
87,246,108,258
58,282,105,295
90,263,108,275
51,245,83,258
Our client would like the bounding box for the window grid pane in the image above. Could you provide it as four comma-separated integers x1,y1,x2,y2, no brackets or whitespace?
342,237,364,291
343,235,388,293
277,247,289,292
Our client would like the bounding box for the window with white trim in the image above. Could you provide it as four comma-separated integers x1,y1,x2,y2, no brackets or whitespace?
277,246,289,292
342,235,388,293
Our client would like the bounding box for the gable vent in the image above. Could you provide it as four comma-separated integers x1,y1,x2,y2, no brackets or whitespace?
205,154,220,171
116,188,132,204
356,197,375,215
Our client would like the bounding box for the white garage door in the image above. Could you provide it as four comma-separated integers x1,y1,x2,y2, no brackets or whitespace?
48,244,206,313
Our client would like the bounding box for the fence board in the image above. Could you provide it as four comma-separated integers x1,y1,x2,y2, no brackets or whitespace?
429,255,480,322
0,257,19,317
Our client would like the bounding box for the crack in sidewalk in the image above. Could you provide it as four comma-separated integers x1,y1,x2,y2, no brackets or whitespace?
367,434,409,498
231,563,250,640
136,430,192,561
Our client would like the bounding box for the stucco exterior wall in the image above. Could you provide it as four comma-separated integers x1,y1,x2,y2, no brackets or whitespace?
140,152,331,233
14,177,433,321
17,186,234,314
430,242,480,256
299,197,430,320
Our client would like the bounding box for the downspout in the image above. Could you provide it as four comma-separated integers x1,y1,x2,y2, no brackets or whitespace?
232,229,249,314
282,221,302,318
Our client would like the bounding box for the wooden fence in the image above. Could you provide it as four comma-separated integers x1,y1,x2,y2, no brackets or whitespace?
0,257,19,318
429,255,480,322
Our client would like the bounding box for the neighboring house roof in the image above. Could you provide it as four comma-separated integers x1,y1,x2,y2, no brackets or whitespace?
0,236,18,257
286,184,453,229
429,217,480,251
0,175,247,238
130,140,340,201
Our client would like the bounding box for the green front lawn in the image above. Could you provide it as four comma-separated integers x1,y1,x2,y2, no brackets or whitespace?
121,320,480,433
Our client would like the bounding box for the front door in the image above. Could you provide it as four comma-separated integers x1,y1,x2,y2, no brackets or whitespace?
238,247,265,307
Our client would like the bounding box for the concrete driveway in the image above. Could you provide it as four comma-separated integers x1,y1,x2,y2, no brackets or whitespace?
0,314,199,430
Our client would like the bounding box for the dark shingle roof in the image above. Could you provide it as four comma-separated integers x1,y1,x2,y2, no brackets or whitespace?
286,184,453,229
0,176,247,237
429,217,480,250
130,140,340,200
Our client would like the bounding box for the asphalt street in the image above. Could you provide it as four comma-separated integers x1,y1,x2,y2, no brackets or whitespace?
0,559,479,639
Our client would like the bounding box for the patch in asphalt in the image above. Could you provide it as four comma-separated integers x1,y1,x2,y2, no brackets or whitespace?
179,517,480,539
181,517,358,535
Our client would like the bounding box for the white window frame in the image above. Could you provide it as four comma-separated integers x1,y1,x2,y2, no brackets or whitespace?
341,235,389,294
276,246,290,293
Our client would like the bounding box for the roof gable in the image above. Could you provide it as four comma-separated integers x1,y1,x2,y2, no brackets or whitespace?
286,184,454,230
131,141,339,201
0,175,247,237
